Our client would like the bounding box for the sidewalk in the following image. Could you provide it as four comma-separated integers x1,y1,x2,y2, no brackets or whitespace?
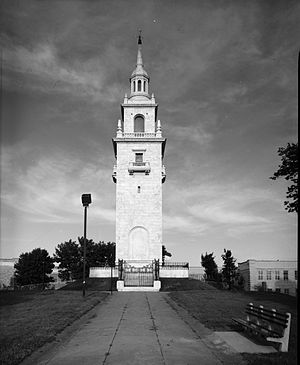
23,292,248,365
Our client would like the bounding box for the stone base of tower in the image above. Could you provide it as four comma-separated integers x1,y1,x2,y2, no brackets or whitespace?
116,280,161,292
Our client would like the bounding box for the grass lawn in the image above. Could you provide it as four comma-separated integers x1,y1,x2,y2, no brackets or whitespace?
60,277,118,291
168,281,297,365
0,289,108,365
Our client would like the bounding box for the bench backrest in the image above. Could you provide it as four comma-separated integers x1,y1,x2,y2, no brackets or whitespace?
245,303,289,336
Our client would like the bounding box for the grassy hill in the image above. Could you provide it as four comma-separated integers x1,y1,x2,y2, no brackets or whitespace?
1,277,297,365
60,277,217,292
59,277,118,291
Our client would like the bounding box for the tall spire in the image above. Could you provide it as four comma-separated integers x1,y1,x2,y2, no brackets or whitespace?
138,29,142,45
129,31,150,98
136,30,143,67
131,30,148,78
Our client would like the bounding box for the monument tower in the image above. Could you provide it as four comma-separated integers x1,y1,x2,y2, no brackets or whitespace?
112,34,166,264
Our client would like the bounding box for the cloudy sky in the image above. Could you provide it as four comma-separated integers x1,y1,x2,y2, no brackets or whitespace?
0,0,298,266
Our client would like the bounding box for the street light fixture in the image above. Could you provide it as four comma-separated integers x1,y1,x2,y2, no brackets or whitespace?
81,193,92,297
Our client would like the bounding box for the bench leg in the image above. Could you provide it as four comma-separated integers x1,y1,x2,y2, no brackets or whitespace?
266,337,285,352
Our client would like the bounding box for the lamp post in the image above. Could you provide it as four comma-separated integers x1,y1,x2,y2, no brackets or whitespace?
81,193,92,297
42,260,45,290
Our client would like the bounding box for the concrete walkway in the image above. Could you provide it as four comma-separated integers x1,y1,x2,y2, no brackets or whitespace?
25,292,248,365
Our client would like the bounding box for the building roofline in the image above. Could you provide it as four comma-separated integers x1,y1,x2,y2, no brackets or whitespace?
238,259,298,265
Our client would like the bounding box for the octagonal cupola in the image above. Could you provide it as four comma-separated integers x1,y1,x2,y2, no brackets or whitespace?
129,33,150,98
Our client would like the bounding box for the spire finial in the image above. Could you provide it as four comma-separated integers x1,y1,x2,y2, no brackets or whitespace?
138,29,142,45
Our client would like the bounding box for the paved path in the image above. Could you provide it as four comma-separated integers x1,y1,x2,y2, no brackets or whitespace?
26,292,246,365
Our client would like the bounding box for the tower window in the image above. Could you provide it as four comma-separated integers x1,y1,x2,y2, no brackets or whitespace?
133,81,136,92
138,80,141,91
144,81,146,92
135,153,143,163
134,115,144,132
137,186,141,193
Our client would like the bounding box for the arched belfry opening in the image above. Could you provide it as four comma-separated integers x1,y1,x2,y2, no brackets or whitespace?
134,115,144,132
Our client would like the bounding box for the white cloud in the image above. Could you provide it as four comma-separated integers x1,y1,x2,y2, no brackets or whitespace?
188,203,269,225
1,145,115,224
3,43,121,103
169,124,213,146
220,84,248,103
163,214,208,235
163,181,276,238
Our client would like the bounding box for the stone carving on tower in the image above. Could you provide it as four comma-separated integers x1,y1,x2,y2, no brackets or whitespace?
112,34,166,263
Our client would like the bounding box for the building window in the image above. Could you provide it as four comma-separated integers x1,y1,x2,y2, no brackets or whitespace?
275,270,280,280
295,270,298,280
267,270,271,280
275,288,281,293
284,288,289,295
137,186,141,193
283,270,288,280
135,153,143,163
134,115,144,132
138,80,141,91
267,288,272,292
258,270,263,280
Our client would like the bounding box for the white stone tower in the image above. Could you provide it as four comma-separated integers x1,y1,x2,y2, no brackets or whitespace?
112,35,166,263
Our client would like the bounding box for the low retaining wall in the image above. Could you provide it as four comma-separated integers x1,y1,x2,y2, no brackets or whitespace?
159,268,189,278
90,266,189,279
89,267,118,278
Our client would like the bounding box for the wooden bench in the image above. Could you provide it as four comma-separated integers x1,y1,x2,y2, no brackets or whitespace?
232,302,291,352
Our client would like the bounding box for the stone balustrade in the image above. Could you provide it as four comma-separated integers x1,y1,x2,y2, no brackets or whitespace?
128,161,151,175
121,132,158,138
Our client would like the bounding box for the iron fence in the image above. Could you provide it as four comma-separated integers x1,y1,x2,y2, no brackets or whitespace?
161,262,189,269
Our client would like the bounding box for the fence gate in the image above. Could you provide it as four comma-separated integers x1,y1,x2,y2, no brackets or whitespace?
124,261,154,287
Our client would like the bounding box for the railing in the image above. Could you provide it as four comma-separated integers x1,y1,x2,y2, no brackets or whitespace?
160,262,189,278
128,161,151,175
118,259,124,280
122,132,157,138
161,262,189,269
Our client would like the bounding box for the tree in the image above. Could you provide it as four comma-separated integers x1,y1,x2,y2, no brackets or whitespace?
270,142,298,213
201,252,218,281
14,248,54,287
78,238,116,268
221,249,237,290
54,238,116,281
54,240,82,281
162,245,172,266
